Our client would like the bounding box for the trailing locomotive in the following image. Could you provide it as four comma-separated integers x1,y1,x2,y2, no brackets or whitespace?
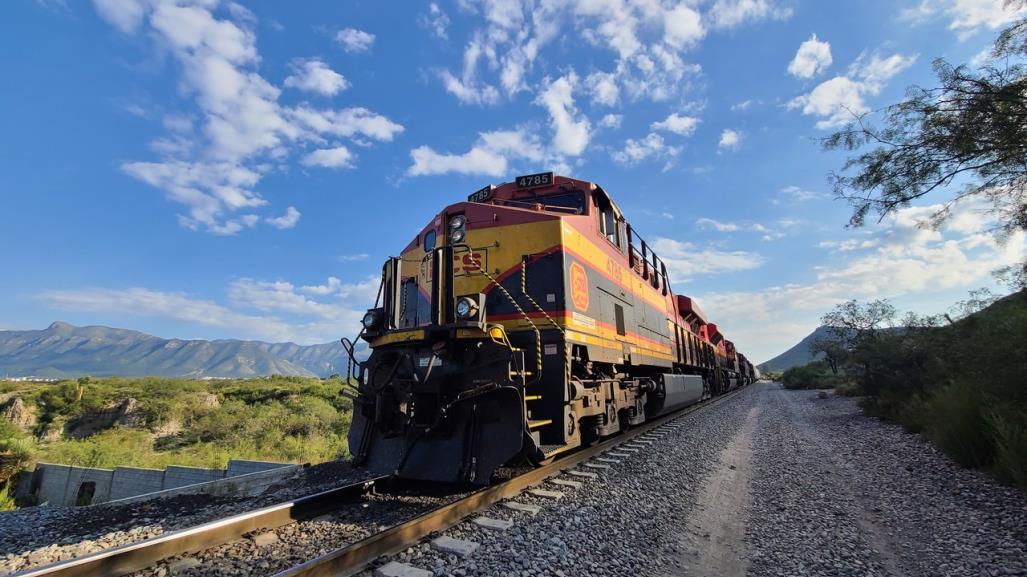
346,173,756,484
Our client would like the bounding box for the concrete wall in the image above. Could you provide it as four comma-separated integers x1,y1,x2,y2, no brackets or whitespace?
22,459,290,506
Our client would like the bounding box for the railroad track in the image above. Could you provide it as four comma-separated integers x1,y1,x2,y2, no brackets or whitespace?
15,386,747,577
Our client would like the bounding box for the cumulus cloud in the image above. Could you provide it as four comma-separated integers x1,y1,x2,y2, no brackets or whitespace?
718,128,742,151
696,200,1027,361
435,1,709,107
266,206,301,229
787,33,832,78
664,4,705,48
301,146,354,169
777,185,824,203
537,73,591,156
91,0,403,234
611,132,681,165
651,112,700,136
598,113,623,129
335,27,375,52
708,0,793,29
283,58,349,96
652,237,766,280
900,0,1026,38
407,128,545,177
787,50,917,129
419,2,451,40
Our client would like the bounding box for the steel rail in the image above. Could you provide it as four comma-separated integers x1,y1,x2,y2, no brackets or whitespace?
13,475,389,577
273,385,750,577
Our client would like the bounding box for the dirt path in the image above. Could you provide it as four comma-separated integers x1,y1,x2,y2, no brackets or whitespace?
662,405,760,576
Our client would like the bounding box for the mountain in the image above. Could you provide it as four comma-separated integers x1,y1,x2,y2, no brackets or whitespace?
0,322,360,379
758,326,830,373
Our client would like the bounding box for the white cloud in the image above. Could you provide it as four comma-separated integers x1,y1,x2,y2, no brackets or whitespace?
787,33,832,78
266,206,301,229
697,217,741,232
37,275,381,344
653,237,766,280
697,200,1027,361
777,185,823,203
612,133,681,165
731,99,755,111
718,128,741,151
537,73,590,156
335,27,375,52
599,113,623,129
284,58,349,96
407,128,544,177
664,4,705,49
787,50,916,129
586,71,620,107
37,286,306,343
651,113,700,136
93,0,145,33
900,0,1026,38
708,0,793,29
420,2,451,40
92,0,402,234
339,253,370,262
301,146,354,169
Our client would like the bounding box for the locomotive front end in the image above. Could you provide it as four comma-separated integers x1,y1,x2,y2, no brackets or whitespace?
347,190,561,484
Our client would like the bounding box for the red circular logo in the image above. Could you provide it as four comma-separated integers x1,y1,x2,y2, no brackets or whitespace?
570,262,590,311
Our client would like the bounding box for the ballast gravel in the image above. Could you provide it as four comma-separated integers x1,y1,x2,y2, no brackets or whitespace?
0,460,376,575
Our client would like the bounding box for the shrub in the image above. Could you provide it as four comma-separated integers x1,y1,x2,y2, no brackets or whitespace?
923,381,994,470
987,407,1027,488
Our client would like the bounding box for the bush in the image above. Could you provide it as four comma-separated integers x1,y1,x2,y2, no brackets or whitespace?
988,407,1027,488
922,382,995,469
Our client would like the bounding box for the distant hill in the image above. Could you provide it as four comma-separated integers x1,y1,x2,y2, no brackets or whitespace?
758,326,830,373
0,322,361,379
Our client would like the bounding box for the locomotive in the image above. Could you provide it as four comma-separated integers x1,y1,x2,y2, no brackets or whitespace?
346,173,756,484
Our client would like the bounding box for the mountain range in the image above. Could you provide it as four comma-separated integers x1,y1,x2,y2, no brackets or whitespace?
0,322,360,379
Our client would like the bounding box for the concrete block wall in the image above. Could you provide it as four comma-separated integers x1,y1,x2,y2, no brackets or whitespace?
227,459,289,476
163,465,226,489
27,459,290,506
109,467,165,501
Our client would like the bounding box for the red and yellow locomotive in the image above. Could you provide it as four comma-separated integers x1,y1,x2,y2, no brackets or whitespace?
347,173,756,484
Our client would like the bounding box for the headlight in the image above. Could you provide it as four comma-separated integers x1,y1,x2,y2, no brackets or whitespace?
455,297,478,319
361,310,379,329
450,228,465,243
449,215,466,229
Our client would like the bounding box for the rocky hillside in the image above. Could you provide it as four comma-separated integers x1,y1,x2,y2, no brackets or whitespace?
0,322,359,378
757,326,829,373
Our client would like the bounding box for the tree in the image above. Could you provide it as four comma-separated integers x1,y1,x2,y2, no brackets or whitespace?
810,335,846,375
817,299,898,394
823,5,1027,286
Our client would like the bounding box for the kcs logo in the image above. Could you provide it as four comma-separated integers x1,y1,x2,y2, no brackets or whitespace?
569,262,590,311
453,251,485,276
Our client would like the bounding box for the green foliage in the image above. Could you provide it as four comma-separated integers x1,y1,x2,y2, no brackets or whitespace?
0,376,354,474
811,289,1027,490
782,361,855,390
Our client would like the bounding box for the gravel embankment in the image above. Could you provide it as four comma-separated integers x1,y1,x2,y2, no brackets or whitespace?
746,385,1027,577
0,460,375,575
356,386,757,577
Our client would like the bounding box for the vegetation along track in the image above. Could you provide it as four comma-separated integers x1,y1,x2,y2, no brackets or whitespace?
14,386,748,577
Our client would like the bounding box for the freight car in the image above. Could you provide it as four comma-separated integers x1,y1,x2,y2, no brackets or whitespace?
345,173,756,484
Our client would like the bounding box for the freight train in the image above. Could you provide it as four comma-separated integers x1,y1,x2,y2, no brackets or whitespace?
345,173,756,484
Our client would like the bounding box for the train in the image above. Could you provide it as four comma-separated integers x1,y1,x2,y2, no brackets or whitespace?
344,173,757,484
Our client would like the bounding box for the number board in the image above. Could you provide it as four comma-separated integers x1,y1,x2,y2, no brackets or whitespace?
468,185,494,203
516,171,553,189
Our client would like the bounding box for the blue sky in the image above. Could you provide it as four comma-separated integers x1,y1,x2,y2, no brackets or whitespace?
2,0,1025,362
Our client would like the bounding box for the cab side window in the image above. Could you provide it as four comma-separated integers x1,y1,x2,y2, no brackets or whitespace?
595,194,619,248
